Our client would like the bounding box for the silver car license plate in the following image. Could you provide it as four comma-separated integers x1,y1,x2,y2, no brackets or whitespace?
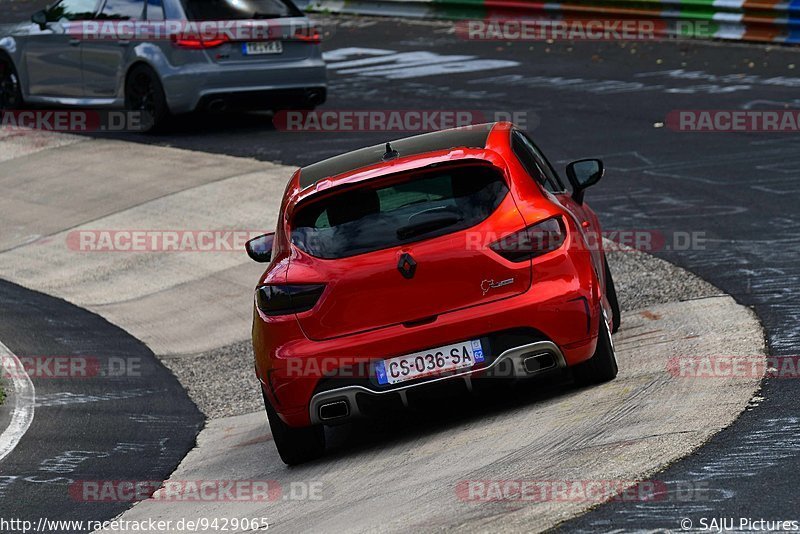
243,41,283,55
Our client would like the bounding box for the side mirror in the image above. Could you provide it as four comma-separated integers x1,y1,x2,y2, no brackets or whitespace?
245,233,275,263
566,158,604,205
31,9,47,29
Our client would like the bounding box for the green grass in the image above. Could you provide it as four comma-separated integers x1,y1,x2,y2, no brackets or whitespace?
0,383,5,406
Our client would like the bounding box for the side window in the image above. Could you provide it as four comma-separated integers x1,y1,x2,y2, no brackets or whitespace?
146,0,164,20
47,0,100,21
97,0,144,19
524,134,567,192
512,130,561,193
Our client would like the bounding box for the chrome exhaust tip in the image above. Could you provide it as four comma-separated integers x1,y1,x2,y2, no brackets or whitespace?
318,400,349,421
522,352,557,374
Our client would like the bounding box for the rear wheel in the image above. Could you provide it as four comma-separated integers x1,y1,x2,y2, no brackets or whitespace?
604,256,621,334
0,56,23,115
125,65,169,133
572,314,618,386
261,386,325,466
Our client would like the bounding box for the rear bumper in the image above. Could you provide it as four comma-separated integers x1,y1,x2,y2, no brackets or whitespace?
196,87,326,112
161,58,328,113
254,278,601,428
308,340,566,425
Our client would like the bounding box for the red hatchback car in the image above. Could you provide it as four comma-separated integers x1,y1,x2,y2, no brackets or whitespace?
247,122,620,464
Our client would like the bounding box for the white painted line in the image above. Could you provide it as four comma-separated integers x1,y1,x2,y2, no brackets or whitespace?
0,340,35,462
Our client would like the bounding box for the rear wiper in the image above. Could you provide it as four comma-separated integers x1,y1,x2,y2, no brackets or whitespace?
396,212,462,240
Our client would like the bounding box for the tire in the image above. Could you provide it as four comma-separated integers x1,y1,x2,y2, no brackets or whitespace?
0,56,24,115
261,386,325,466
125,64,169,133
604,256,621,334
572,313,618,386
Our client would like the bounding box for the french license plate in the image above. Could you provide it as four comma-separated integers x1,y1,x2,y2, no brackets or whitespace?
375,339,485,385
242,41,283,55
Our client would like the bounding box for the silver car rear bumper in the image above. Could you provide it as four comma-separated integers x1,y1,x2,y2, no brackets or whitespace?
162,58,327,113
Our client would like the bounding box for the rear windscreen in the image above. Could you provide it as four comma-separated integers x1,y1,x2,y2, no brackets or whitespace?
291,165,509,259
182,0,301,20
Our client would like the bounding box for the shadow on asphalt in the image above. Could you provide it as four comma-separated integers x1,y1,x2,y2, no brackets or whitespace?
316,370,587,464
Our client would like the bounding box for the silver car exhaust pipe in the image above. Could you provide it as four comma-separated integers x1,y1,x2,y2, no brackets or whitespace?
305,88,325,106
207,98,228,112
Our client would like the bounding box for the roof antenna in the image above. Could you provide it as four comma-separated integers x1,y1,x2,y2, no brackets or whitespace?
382,142,400,161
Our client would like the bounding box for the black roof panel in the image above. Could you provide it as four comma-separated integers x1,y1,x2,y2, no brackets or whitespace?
298,124,495,188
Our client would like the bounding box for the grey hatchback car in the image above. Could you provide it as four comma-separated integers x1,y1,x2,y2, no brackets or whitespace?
0,0,327,130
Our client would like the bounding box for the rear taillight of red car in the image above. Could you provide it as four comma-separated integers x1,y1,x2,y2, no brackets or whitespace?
489,217,566,262
256,284,325,316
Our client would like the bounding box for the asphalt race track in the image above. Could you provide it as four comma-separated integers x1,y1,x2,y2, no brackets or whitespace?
0,279,203,527
1,11,800,532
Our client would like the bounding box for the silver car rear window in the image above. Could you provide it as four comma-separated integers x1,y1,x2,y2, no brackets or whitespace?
182,0,302,20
